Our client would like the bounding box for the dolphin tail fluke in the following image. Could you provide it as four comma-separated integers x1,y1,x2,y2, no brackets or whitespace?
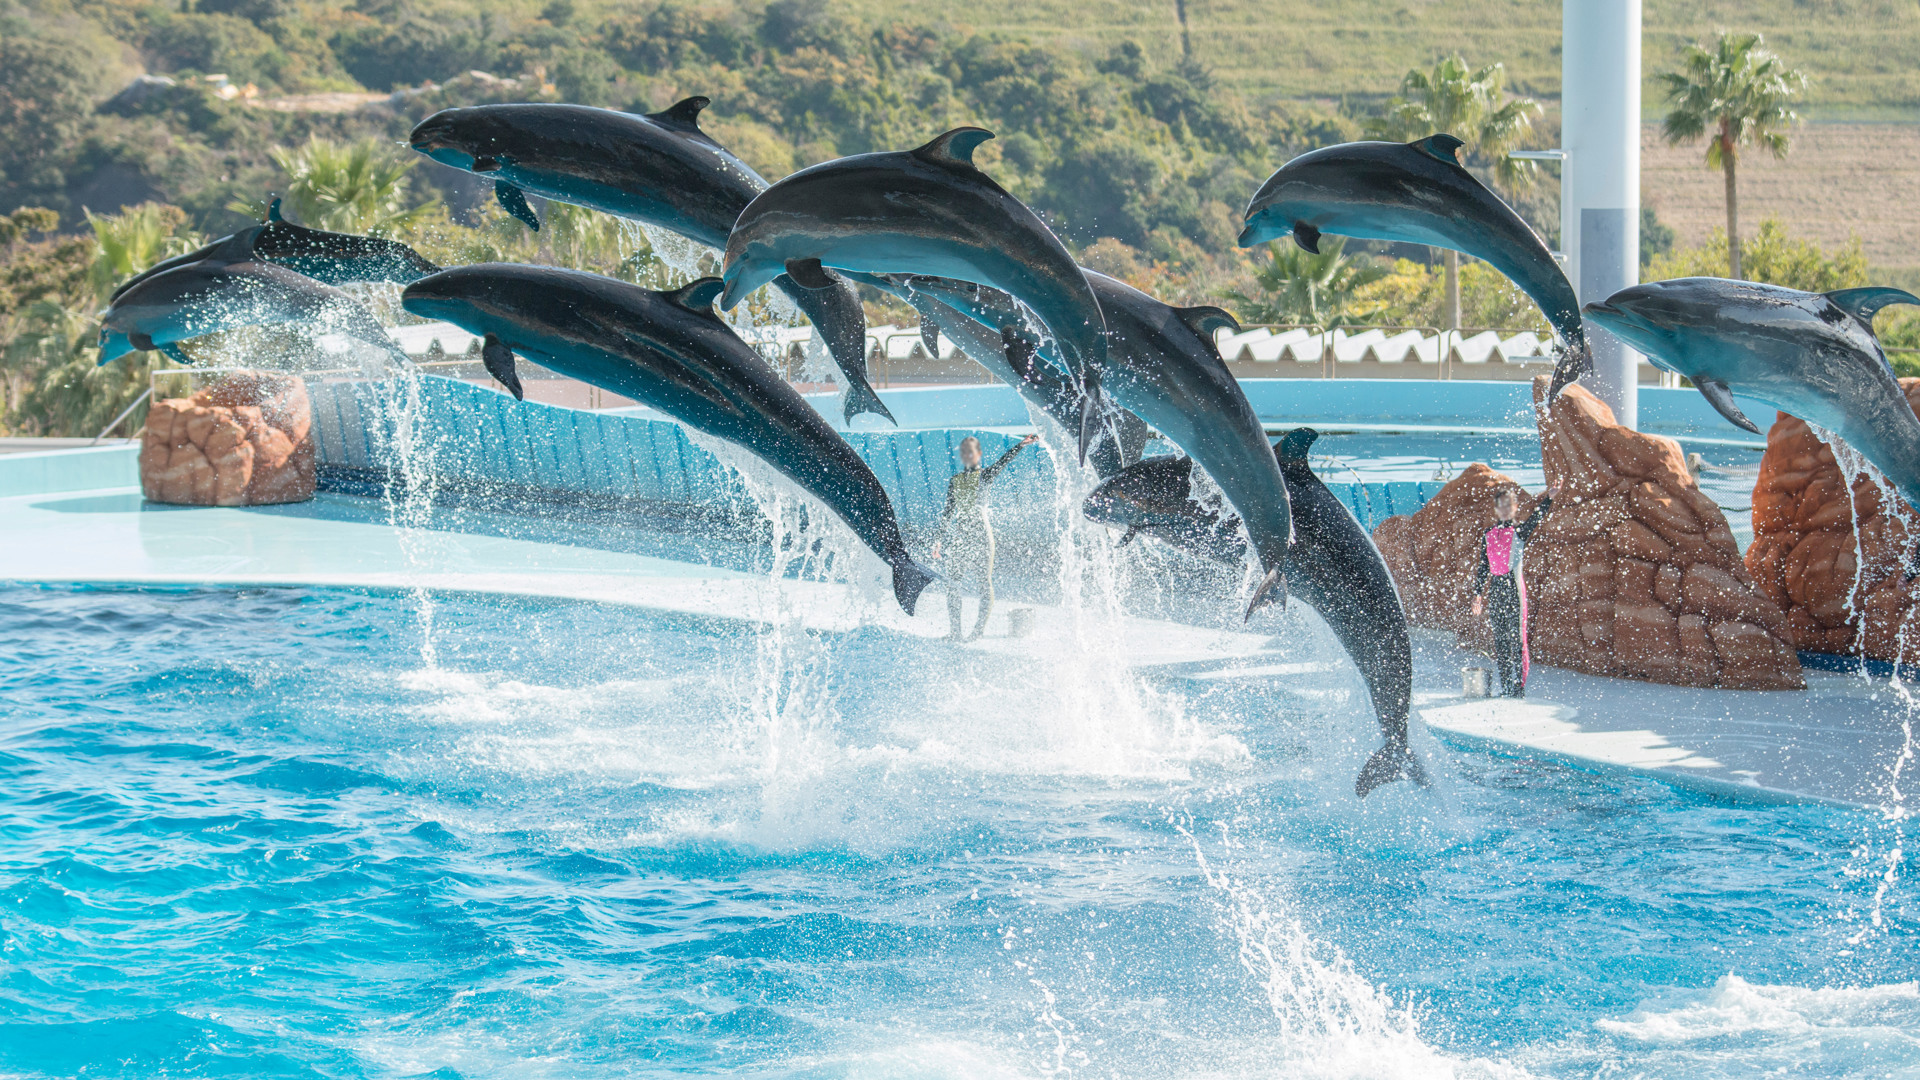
1547,331,1593,400
1244,567,1286,621
1355,741,1429,798
892,557,939,616
842,376,896,426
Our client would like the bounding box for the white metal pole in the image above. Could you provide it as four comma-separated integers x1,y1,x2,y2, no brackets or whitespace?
1562,0,1642,428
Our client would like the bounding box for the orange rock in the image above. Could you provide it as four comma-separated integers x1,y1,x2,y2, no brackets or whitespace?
1371,377,1803,689
1745,379,1920,664
139,371,315,507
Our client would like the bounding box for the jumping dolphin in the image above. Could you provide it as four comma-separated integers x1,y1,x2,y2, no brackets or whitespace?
896,268,1292,616
1239,135,1591,398
98,227,408,367
1585,278,1920,570
718,127,1108,459
852,273,1144,479
110,200,439,302
405,99,890,425
1083,429,1425,796
399,264,936,613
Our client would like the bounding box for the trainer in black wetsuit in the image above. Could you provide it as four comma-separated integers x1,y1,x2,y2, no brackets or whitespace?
933,434,1037,641
1471,484,1558,698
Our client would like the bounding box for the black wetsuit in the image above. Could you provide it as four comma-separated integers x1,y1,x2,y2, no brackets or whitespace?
1473,496,1552,697
941,442,1027,640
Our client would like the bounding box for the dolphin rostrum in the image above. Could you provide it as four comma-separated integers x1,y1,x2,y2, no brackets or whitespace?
1585,277,1920,571
898,268,1292,617
98,227,408,367
854,273,1145,479
1240,135,1591,398
719,127,1108,459
405,99,890,425
1084,429,1425,796
110,199,439,303
400,264,936,613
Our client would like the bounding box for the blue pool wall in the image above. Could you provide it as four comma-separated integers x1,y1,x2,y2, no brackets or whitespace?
304,377,1472,544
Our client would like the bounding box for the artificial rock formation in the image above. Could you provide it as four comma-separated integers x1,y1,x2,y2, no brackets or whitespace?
1373,376,1802,690
140,371,315,505
1746,379,1920,662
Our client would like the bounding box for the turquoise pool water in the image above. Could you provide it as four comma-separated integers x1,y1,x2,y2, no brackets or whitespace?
0,583,1913,1078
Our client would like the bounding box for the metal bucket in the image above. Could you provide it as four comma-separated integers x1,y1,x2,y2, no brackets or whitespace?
1462,665,1493,699
1007,607,1036,639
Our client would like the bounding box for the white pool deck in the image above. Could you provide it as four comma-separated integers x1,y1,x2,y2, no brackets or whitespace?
2,451,1912,811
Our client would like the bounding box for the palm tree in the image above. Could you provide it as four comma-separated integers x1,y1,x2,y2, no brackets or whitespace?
1658,32,1806,280
1365,55,1541,330
235,137,441,236
1226,235,1388,328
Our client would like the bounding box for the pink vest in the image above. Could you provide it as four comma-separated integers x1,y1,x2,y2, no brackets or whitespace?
1486,525,1518,576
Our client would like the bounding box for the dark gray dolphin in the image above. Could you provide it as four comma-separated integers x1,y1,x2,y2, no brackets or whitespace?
718,127,1107,459
894,268,1292,617
110,199,439,303
849,272,1145,479
1083,429,1424,796
406,98,890,425
1240,135,1591,398
98,227,408,367
399,264,935,613
1586,277,1920,570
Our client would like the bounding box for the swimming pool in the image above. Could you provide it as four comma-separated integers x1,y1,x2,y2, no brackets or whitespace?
1,583,1911,1078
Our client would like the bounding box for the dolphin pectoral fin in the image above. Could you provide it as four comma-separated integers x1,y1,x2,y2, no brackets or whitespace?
495,181,539,231
1000,324,1039,381
1696,378,1761,434
158,342,193,365
842,378,895,426
647,95,711,132
481,333,524,401
1118,525,1141,547
784,258,835,290
1826,286,1920,329
1245,567,1286,620
918,310,941,355
1076,378,1102,466
1546,333,1592,400
892,557,939,615
1355,741,1429,798
912,127,995,169
1291,221,1321,255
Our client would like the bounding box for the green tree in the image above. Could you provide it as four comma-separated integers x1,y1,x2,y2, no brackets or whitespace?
1643,218,1868,293
1658,31,1807,280
245,136,441,236
1225,236,1388,327
1365,55,1541,330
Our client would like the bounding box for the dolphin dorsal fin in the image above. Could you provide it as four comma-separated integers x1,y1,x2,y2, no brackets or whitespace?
1274,427,1320,462
1410,133,1466,165
1176,305,1240,338
209,224,267,263
1826,286,1920,331
913,127,995,169
648,96,711,133
266,196,284,223
667,277,726,316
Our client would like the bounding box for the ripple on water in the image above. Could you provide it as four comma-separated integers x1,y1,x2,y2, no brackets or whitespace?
0,583,1911,1079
